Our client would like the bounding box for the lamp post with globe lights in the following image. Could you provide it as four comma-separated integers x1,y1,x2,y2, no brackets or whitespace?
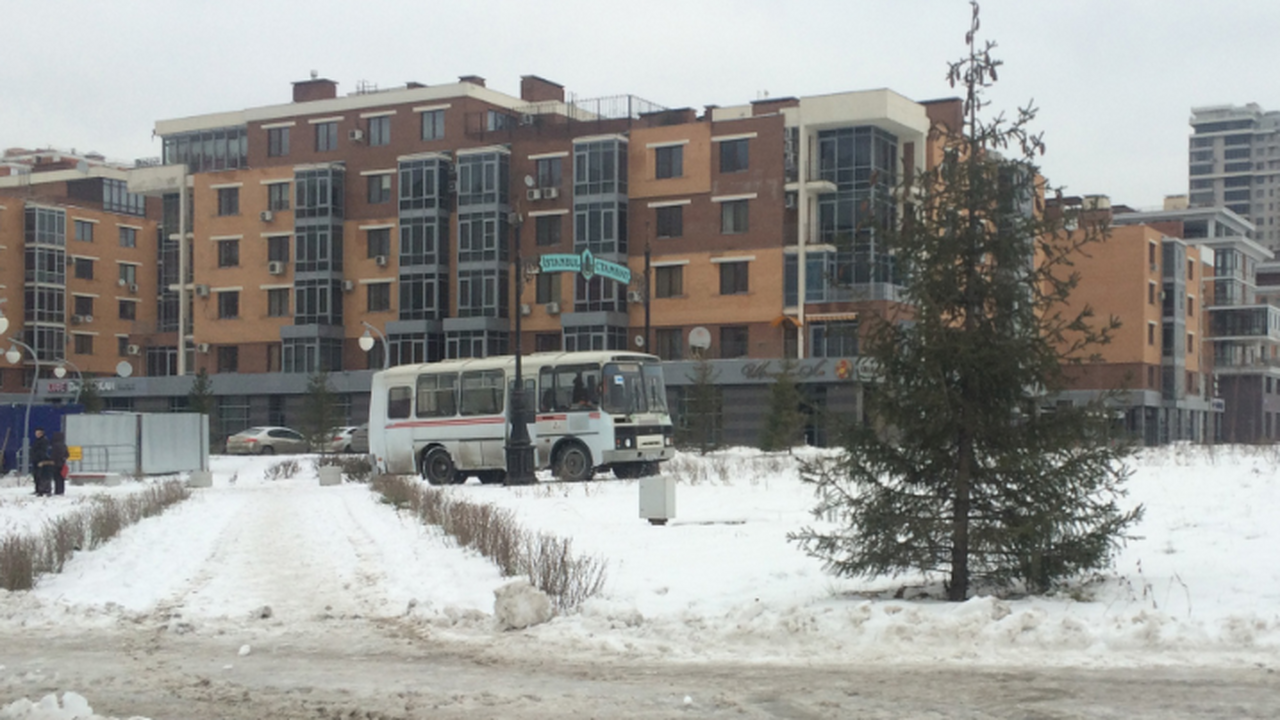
504,179,536,486
53,358,84,404
358,321,389,370
5,336,42,479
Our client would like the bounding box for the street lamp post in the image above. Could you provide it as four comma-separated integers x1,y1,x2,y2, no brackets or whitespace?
53,358,84,404
358,321,390,370
5,336,42,479
505,199,535,486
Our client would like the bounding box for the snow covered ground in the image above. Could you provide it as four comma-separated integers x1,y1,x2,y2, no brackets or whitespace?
1,444,1278,717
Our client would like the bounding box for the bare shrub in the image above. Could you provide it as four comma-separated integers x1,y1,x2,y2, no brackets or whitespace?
87,499,125,547
263,459,300,481
523,533,608,613
43,514,86,573
0,534,38,591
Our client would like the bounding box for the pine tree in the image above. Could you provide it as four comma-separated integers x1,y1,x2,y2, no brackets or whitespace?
790,2,1143,600
187,368,218,448
77,378,104,414
301,370,340,453
677,351,721,456
758,358,806,453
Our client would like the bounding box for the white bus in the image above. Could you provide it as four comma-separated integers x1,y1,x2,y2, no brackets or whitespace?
368,351,674,484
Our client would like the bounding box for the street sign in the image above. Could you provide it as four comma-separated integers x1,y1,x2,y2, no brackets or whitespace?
68,446,83,462
539,249,631,284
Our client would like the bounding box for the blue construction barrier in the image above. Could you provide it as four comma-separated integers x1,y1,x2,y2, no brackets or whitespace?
0,404,83,474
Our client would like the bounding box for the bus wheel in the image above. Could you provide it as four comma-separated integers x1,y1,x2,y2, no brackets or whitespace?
421,447,455,486
554,443,593,482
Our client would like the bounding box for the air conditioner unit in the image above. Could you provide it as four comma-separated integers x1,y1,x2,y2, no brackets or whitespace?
348,128,364,142
526,188,542,201
196,343,210,353
83,314,93,324
126,344,140,356
627,290,644,303
542,187,559,200
71,315,83,325
267,261,285,275
342,279,355,292
260,210,274,222
520,303,532,316
128,283,139,294
784,192,798,209
195,284,210,297
545,301,561,315
374,255,388,267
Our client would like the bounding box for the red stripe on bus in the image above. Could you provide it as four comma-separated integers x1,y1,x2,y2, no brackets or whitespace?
386,417,506,430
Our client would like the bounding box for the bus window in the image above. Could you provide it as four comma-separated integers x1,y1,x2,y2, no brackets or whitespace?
555,364,600,410
539,367,557,411
643,363,669,413
460,370,504,415
416,372,457,417
603,363,646,414
388,386,412,419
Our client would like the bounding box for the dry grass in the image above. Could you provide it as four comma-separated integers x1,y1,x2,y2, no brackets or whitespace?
0,480,191,591
314,454,375,483
263,458,301,481
370,475,606,613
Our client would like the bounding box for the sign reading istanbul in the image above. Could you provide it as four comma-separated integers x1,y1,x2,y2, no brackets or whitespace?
539,249,631,285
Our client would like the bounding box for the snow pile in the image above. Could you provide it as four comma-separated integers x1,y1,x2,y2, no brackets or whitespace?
494,578,553,630
0,692,148,720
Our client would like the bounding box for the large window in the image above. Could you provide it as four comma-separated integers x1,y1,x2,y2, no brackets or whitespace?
296,226,342,272
574,139,625,196
118,263,137,285
399,272,447,320
457,212,502,263
268,235,290,263
217,346,239,373
655,145,683,179
719,139,749,173
399,158,446,211
118,226,137,248
655,328,683,361
367,282,392,312
217,187,239,216
118,299,137,321
535,215,562,246
656,205,683,238
399,217,443,266
720,326,749,359
161,126,247,172
295,279,343,326
536,157,562,187
316,121,338,152
367,115,390,146
267,288,290,317
655,265,683,298
74,258,94,280
103,179,146,216
218,291,239,319
457,153,506,206
460,370,505,415
421,109,445,141
810,321,858,357
73,334,94,355
457,268,508,318
74,220,94,243
574,201,626,254
217,239,239,268
73,296,94,316
535,272,561,304
267,126,289,157
415,373,457,417
720,200,748,234
719,261,749,295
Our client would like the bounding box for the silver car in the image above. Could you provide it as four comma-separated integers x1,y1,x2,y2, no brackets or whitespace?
326,426,360,453
225,426,308,455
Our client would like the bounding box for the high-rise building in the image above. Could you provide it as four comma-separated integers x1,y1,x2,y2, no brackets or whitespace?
1187,104,1280,249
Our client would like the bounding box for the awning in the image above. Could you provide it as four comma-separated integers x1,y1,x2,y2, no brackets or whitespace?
771,315,802,328
807,313,859,322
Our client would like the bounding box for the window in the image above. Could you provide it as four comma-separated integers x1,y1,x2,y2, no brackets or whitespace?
655,328,683,361
217,346,239,373
1187,259,1195,280
103,179,146,216
811,321,859,357
117,336,129,357
655,145,683,179
535,272,561,304
219,291,240,320
420,109,445,141
719,261,749,295
486,111,513,132
268,235,290,263
535,215,562,246
721,200,748,234
73,334,93,355
655,265,683,298
267,126,289,157
118,264,137,285
118,227,136,248
217,187,239,216
720,326,749,359
367,282,391,312
536,157,562,187
655,205,683,238
118,299,137,321
387,386,412,419
1188,296,1195,317
368,115,390,146
268,183,290,211
316,121,338,152
74,220,93,242
1148,322,1155,346
74,258,94,280
460,369,505,415
535,333,562,352
267,288,290,317
415,373,458,417
367,228,391,258
74,296,94,316
217,239,239,268
367,174,392,204
720,138,749,173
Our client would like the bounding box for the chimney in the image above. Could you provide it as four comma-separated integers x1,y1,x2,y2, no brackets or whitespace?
520,75,564,103
293,76,338,103
459,75,486,88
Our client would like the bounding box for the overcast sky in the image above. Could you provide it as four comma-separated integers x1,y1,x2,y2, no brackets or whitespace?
5,1,1278,209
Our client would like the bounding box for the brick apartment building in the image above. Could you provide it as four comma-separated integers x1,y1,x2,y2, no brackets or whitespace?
0,75,958,445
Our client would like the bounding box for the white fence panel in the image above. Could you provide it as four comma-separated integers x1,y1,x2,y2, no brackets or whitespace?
141,413,208,474
65,413,139,475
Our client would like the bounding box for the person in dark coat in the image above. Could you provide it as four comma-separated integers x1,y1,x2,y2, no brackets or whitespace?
50,431,69,496
30,428,52,497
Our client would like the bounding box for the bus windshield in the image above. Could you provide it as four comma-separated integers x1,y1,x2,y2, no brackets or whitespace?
603,361,668,415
